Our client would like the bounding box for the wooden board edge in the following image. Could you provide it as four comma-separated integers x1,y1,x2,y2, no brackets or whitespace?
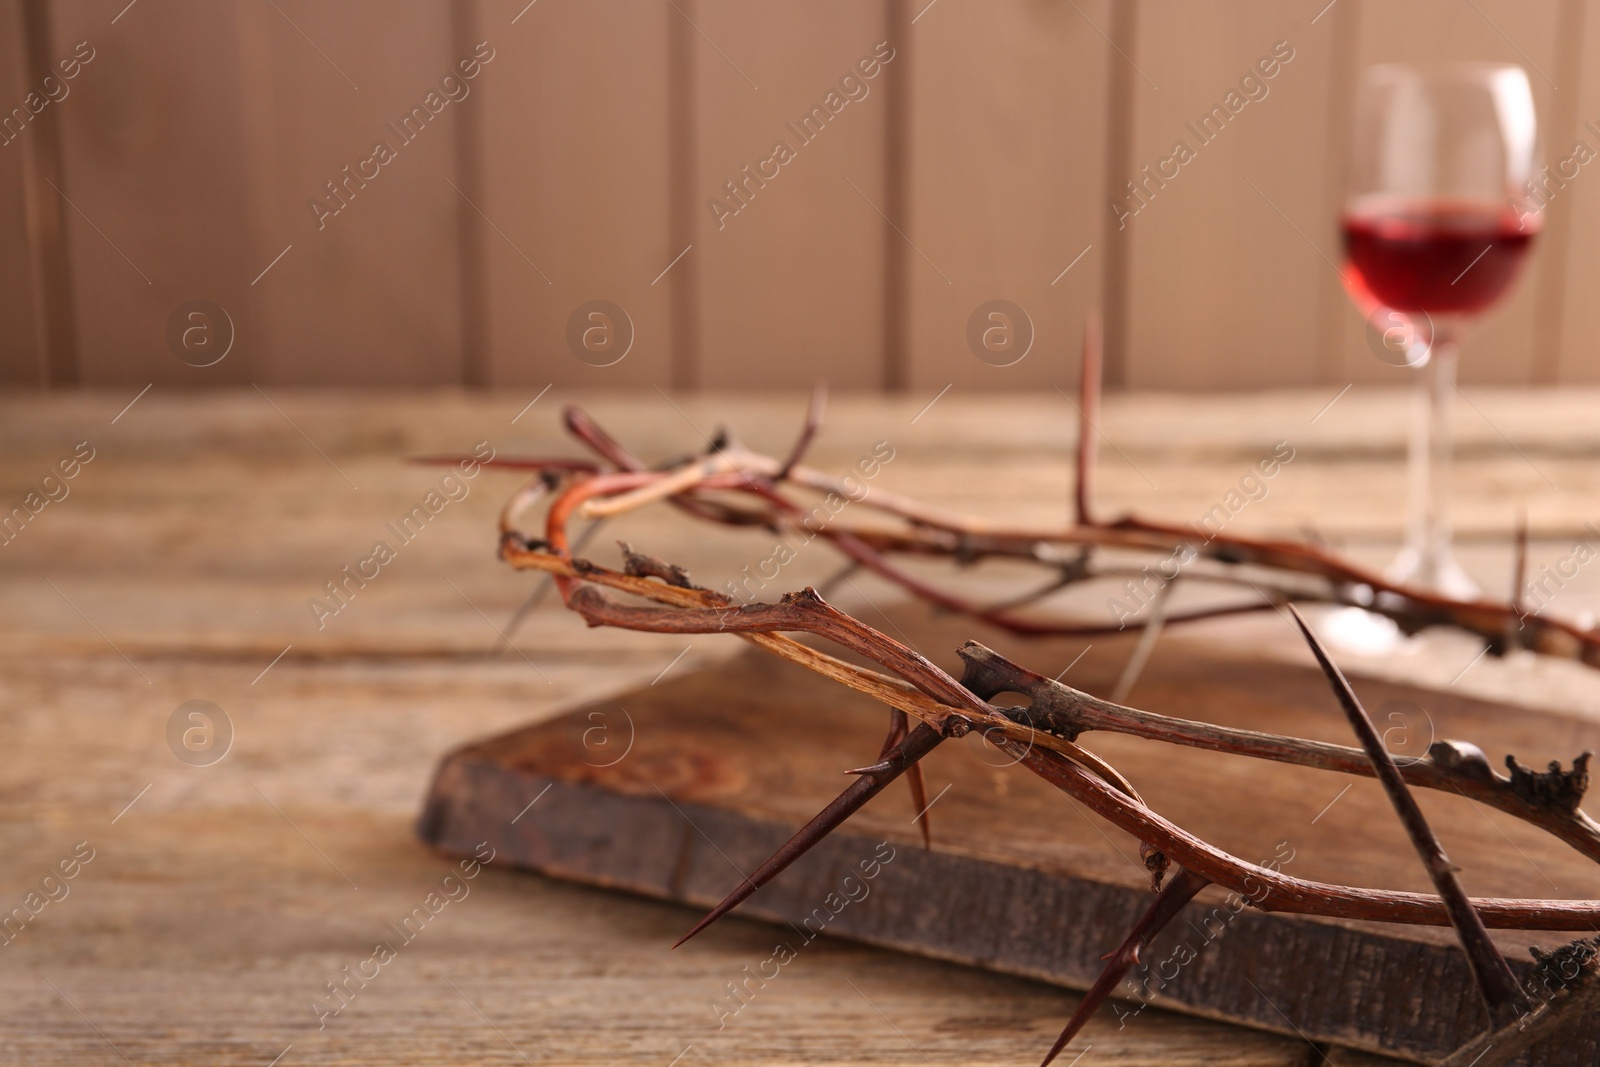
415,729,1600,1065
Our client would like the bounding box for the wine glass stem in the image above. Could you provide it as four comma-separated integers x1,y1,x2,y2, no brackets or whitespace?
1408,334,1458,583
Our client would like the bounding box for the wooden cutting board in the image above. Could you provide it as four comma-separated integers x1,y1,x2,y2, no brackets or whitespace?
417,608,1600,1065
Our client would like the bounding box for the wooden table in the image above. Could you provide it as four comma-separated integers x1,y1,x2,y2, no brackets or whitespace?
5,385,1600,1066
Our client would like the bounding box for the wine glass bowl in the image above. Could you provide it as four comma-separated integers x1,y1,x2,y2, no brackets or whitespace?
1342,198,1537,318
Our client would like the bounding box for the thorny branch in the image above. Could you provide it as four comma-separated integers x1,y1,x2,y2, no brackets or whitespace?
457,357,1600,1064
451,319,1600,665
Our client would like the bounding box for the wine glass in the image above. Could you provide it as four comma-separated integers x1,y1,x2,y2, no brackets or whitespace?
1340,63,1539,601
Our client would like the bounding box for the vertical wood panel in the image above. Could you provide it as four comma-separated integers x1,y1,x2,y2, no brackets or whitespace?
1099,0,1138,390
452,0,489,389
1122,1,1338,391
235,0,462,386
1529,0,1585,384
1309,0,1363,387
881,0,910,392
0,0,44,387
1,0,78,389
903,0,1111,394
469,0,674,390
1331,0,1564,387
19,0,76,388
1552,0,1600,383
690,0,891,389
48,0,256,387
668,0,701,390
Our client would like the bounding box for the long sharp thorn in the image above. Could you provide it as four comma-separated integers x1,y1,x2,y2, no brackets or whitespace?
844,758,896,777
563,405,645,471
1110,576,1176,704
672,723,944,949
776,382,827,480
1286,605,1531,1027
1510,509,1528,641
881,709,933,850
879,708,909,757
815,560,862,600
1039,866,1210,1067
845,758,894,776
907,761,933,850
1074,310,1102,527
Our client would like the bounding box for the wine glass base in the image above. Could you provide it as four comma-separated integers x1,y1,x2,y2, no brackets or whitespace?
1385,545,1481,601
1318,604,1405,656
1317,544,1480,658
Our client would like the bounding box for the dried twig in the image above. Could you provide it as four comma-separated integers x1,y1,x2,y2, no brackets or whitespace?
1109,576,1175,704
957,643,1600,867
1511,509,1529,656
1075,311,1101,527
880,708,934,850
776,383,826,481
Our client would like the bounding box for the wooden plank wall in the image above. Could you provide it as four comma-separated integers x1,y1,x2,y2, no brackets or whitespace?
2,0,1598,391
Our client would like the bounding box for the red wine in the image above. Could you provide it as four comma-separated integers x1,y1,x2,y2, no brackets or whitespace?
1341,199,1536,315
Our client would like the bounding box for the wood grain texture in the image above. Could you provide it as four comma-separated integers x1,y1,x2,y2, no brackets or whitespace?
0,388,1503,1066
0,382,1589,1066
